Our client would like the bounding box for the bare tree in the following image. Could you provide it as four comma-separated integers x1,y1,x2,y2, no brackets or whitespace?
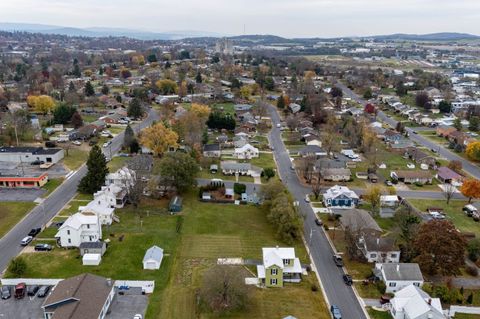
127,171,144,209
285,114,300,131
311,164,324,200
298,156,316,183
442,183,456,204
199,265,251,313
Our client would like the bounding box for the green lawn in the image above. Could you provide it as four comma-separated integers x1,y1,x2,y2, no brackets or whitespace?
197,169,254,183
0,202,36,238
367,307,392,319
108,156,129,172
42,178,64,198
250,153,276,170
62,148,89,170
211,102,235,114
455,313,480,319
408,199,479,233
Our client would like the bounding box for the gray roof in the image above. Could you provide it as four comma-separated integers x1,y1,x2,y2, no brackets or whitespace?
321,168,352,176
203,143,220,152
299,145,325,154
339,209,382,233
0,146,62,155
380,263,423,281
143,245,163,262
221,161,251,170
363,235,397,252
79,241,105,249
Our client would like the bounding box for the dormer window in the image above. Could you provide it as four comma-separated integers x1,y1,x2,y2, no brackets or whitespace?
283,259,290,265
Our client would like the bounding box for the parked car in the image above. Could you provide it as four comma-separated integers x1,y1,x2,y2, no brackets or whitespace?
103,141,112,148
133,315,143,319
14,283,26,299
333,254,344,267
315,218,323,226
330,305,342,319
380,295,392,305
28,228,41,237
305,195,310,203
463,204,478,217
27,285,39,296
384,180,393,187
20,236,33,246
35,244,53,251
343,274,353,286
37,286,50,298
72,140,82,146
30,160,45,165
45,141,57,148
1,286,11,299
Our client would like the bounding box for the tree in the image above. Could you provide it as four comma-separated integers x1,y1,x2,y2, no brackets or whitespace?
147,53,157,63
52,103,76,125
127,98,144,119
469,116,480,132
239,86,252,100
363,88,373,99
130,139,140,154
127,173,144,209
233,183,246,194
28,95,56,115
78,145,109,194
268,193,301,244
442,183,456,204
277,95,285,109
101,85,109,95
263,168,275,180
261,180,285,201
264,76,275,91
364,103,375,114
396,121,406,134
206,112,236,131
158,152,199,193
466,142,480,161
84,81,95,97
140,123,178,157
447,160,462,173
438,100,452,113
70,111,83,129
396,207,420,262
156,79,178,95
413,220,466,276
195,71,202,83
467,238,480,262
453,118,462,131
364,186,382,214
415,91,430,109
330,86,343,98
395,82,407,96
199,265,251,313
123,124,135,150
460,179,480,203
7,256,27,277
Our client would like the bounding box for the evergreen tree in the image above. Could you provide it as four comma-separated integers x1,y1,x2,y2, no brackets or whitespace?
127,98,144,119
277,95,285,109
52,103,76,125
123,124,135,149
78,145,109,194
84,81,95,97
438,100,452,113
70,111,83,129
265,76,275,91
68,81,76,92
147,53,157,63
72,63,81,77
196,71,202,83
101,85,109,95
130,139,140,154
453,118,463,131
469,116,480,132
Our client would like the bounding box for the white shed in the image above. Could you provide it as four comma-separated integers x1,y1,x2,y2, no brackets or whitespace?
82,253,102,266
143,245,164,270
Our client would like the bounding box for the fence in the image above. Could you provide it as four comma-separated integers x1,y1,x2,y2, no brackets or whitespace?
114,280,155,294
449,306,480,317
1,278,62,286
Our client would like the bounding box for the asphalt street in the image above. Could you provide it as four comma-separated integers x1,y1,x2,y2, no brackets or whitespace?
0,108,159,273
267,104,368,319
335,82,480,180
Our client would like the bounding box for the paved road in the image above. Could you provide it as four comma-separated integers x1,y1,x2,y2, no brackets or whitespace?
336,82,480,180
0,108,159,273
268,104,367,319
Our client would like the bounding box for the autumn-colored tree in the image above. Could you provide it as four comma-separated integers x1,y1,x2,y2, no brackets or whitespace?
178,80,187,97
139,122,178,156
364,103,375,114
27,95,56,114
413,220,466,276
239,86,252,100
156,79,178,95
466,142,480,161
364,185,382,213
447,160,462,173
190,103,211,121
460,179,480,203
131,54,145,65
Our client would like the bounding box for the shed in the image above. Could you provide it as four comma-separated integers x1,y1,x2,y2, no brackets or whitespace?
79,241,107,256
225,188,234,199
143,245,164,270
82,253,102,266
169,196,182,213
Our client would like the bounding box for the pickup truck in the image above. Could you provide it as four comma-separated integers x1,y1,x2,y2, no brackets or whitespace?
333,254,344,267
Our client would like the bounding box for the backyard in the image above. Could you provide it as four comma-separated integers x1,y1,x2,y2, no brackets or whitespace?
0,202,36,238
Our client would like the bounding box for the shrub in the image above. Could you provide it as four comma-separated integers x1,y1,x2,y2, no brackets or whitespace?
8,257,27,277
466,265,479,277
233,183,246,195
311,284,318,292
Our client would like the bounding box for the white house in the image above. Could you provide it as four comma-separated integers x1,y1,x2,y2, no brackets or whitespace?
94,185,127,208
374,263,424,293
323,185,359,209
143,245,164,270
358,235,400,263
390,285,445,319
233,143,259,159
105,167,135,189
79,199,115,225
55,212,102,248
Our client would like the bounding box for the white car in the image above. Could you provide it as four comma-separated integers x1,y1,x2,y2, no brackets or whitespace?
20,236,33,246
103,141,112,148
305,195,310,203
72,141,81,146
133,315,143,319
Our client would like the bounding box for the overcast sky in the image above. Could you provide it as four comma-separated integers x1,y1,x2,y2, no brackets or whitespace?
0,0,479,38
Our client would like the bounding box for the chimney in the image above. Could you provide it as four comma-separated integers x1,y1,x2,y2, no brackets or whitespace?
427,299,432,305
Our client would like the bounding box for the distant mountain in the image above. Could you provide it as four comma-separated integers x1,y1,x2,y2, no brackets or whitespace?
365,32,480,41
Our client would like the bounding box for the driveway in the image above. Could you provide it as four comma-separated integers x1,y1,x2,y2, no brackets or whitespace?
106,288,148,319
0,291,45,319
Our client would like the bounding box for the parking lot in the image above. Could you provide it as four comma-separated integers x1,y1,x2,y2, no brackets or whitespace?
0,288,46,319
0,188,46,202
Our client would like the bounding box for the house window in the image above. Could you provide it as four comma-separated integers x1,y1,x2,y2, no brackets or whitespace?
389,282,396,287
68,238,71,244
87,224,90,229
67,230,70,235
370,253,377,258
270,279,277,285
413,282,420,287
391,254,397,258
271,268,278,275
283,259,290,266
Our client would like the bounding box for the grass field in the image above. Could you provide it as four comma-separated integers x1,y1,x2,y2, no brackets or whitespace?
0,202,36,238
108,156,129,172
42,178,64,197
211,103,235,114
454,313,480,318
62,148,89,170
408,199,480,233
367,307,392,319
250,153,276,170
197,169,254,183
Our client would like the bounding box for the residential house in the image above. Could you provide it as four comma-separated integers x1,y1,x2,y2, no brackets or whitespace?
374,263,424,293
233,143,259,159
298,145,327,158
234,104,252,112
233,136,248,148
436,166,463,185
339,209,382,236
79,198,115,225
143,245,164,270
321,168,352,182
79,241,107,257
358,235,400,263
289,103,301,114
216,134,229,144
0,146,64,164
323,185,359,209
105,167,136,189
69,124,98,140
380,195,400,218
390,285,445,319
384,130,403,144
221,161,262,177
55,212,102,248
436,125,456,137
391,171,433,185
257,247,303,288
203,143,221,158
42,273,115,319
94,185,128,209
405,148,436,168
304,135,322,147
